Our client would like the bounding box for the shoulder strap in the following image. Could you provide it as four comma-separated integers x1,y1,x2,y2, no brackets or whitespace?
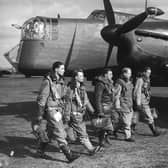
117,78,126,89
46,76,56,101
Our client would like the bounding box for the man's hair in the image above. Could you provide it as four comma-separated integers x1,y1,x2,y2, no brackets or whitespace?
102,68,112,76
143,66,151,72
72,68,84,78
121,67,131,74
52,61,64,71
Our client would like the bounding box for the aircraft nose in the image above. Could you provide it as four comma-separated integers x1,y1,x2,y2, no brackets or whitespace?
147,7,164,16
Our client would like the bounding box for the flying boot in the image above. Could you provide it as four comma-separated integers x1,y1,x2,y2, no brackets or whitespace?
36,142,51,159
60,144,80,163
98,130,109,147
81,138,101,155
131,123,137,135
149,123,160,137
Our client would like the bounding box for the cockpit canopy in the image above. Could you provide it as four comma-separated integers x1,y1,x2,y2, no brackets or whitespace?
21,16,58,40
87,10,106,21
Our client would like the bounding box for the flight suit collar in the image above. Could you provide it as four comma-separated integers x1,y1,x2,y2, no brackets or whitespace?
46,71,64,85
68,79,85,90
97,76,113,85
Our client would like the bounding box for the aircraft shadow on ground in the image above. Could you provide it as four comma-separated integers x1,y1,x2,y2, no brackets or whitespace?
0,101,37,122
0,136,37,158
0,136,68,163
150,96,168,128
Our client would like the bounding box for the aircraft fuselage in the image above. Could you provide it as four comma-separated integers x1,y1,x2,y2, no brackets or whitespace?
18,18,117,76
17,12,168,82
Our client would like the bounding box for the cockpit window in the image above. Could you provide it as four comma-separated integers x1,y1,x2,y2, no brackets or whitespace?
87,10,105,21
21,17,58,40
34,20,45,39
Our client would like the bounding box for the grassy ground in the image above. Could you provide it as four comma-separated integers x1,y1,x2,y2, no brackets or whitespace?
0,75,168,168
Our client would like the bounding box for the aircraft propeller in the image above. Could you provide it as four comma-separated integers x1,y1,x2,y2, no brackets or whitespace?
103,0,115,67
103,0,115,26
102,0,164,67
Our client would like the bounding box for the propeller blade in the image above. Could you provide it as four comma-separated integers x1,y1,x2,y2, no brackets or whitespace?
103,0,115,26
105,45,113,67
116,6,164,35
116,11,148,34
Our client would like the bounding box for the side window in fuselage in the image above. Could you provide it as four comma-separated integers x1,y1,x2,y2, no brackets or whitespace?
51,20,58,40
45,19,58,40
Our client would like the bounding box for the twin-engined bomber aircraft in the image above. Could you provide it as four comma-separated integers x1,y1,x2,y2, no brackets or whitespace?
10,0,168,84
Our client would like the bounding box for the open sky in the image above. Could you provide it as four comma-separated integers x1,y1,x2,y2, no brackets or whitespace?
1,0,168,69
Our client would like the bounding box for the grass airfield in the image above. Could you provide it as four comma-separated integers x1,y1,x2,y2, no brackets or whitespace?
0,75,168,168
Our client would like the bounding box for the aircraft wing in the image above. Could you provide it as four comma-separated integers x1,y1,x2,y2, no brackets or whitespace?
87,9,163,24
114,11,168,40
87,10,135,22
112,11,163,25
135,29,168,40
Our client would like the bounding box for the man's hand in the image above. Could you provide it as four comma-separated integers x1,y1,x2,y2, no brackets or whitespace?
32,123,40,132
38,105,45,118
37,116,43,123
31,115,43,134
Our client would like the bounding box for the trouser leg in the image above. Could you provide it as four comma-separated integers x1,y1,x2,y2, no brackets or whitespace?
47,118,68,146
70,120,100,154
47,121,80,162
36,142,51,159
65,126,77,142
94,116,113,146
111,110,120,131
81,137,101,155
141,105,160,136
131,111,139,133
33,122,50,158
123,113,132,139
120,110,135,142
102,105,114,137
37,142,48,152
141,105,154,124
80,137,94,151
